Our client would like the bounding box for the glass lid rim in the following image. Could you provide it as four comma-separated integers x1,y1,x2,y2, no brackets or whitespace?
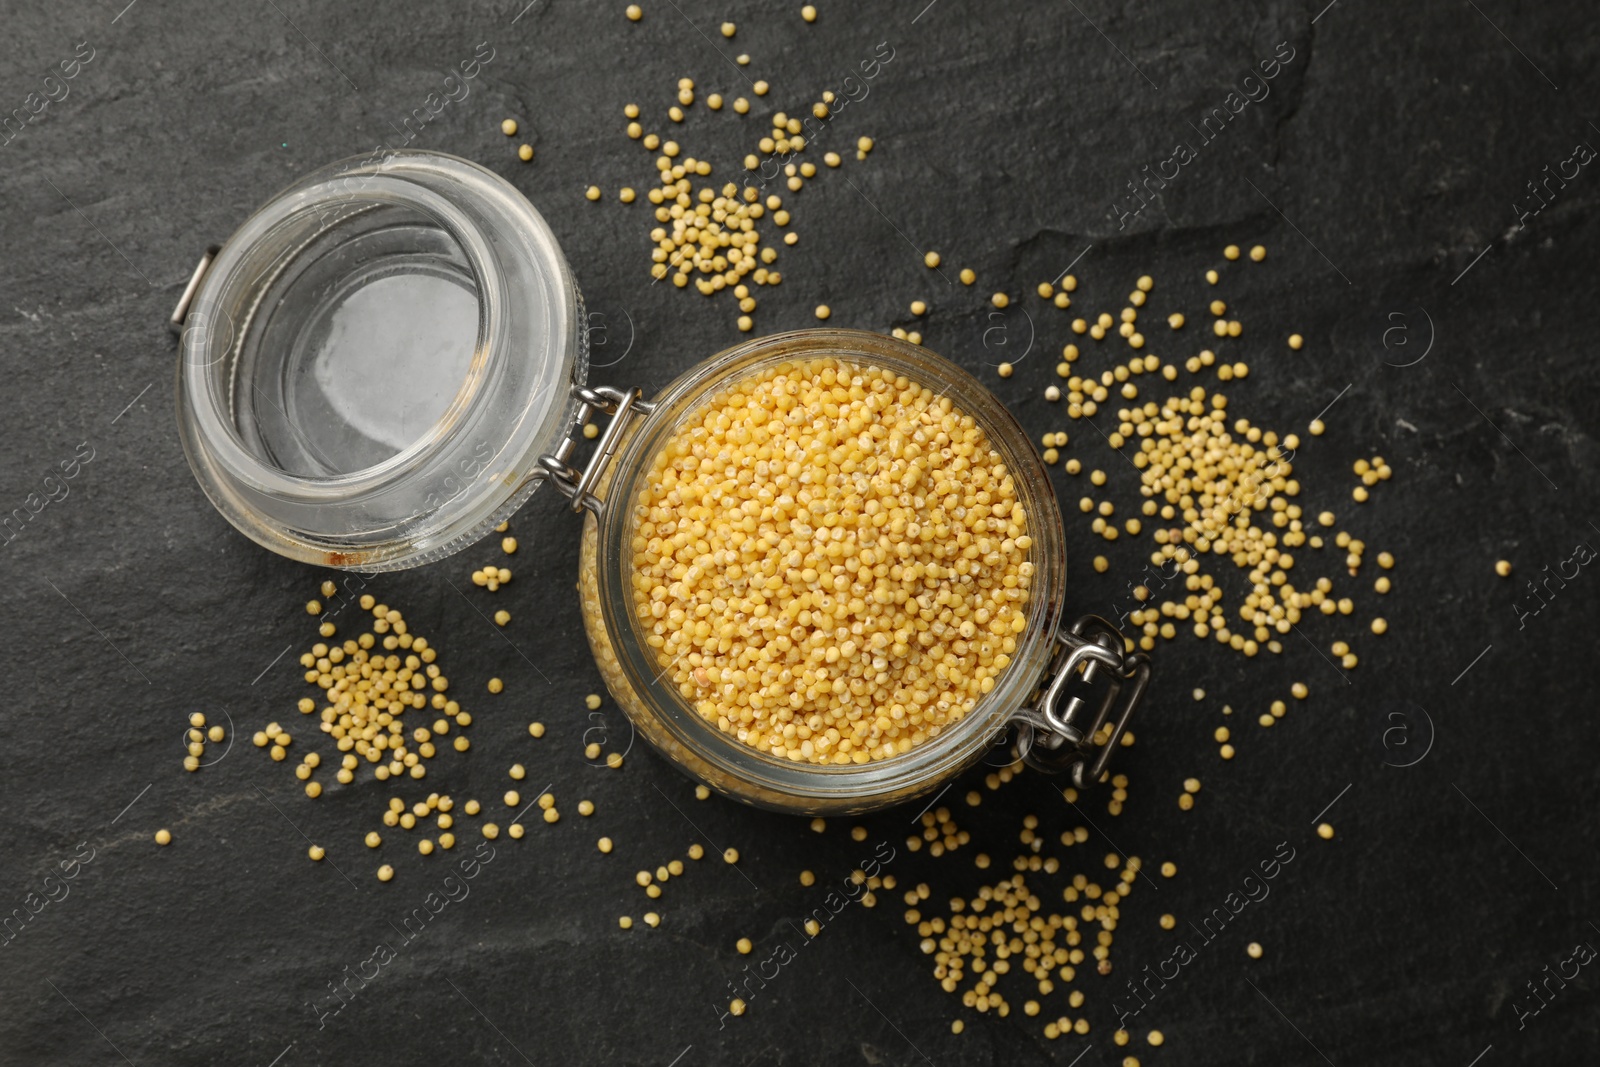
179,164,507,499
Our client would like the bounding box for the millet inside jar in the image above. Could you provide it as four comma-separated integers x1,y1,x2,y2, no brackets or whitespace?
630,357,1033,765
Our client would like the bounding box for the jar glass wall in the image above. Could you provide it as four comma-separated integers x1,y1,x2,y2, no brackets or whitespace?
175,150,586,570
578,329,1067,814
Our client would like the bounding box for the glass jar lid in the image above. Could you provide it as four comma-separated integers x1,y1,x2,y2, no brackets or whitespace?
174,150,586,570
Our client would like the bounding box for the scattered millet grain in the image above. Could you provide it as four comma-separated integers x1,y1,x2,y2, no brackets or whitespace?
1247,941,1263,959
1495,559,1512,577
154,829,171,846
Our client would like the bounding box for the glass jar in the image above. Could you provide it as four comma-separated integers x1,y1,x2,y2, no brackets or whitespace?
173,150,1149,816
175,149,586,569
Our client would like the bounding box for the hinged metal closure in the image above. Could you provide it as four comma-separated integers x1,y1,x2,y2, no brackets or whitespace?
537,384,655,514
1011,615,1151,788
170,246,220,335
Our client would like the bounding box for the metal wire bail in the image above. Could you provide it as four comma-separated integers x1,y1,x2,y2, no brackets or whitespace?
537,384,655,515
1010,615,1151,788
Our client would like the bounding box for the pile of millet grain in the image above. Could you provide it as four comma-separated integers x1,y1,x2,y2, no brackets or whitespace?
211,579,616,883
628,357,1035,765
583,8,878,333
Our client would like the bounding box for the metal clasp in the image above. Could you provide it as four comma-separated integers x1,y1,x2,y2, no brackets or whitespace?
1011,615,1151,788
537,384,655,514
169,246,220,334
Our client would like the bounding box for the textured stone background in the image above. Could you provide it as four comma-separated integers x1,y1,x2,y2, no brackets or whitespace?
1,1,1596,1064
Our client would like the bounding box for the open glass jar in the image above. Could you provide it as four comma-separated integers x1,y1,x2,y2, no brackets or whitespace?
174,149,1149,815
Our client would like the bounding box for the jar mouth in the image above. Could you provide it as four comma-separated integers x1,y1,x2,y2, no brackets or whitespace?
182,174,500,495
175,150,584,570
593,329,1066,805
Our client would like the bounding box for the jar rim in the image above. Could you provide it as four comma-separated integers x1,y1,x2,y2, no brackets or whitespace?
180,171,502,498
175,150,585,570
590,328,1067,806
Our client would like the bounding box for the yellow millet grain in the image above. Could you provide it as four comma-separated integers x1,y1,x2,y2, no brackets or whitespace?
628,358,1032,765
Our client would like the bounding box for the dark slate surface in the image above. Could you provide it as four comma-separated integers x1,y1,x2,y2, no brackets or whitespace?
1,1,1596,1064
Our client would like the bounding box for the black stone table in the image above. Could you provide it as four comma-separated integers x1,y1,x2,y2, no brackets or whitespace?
1,1,1596,1064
